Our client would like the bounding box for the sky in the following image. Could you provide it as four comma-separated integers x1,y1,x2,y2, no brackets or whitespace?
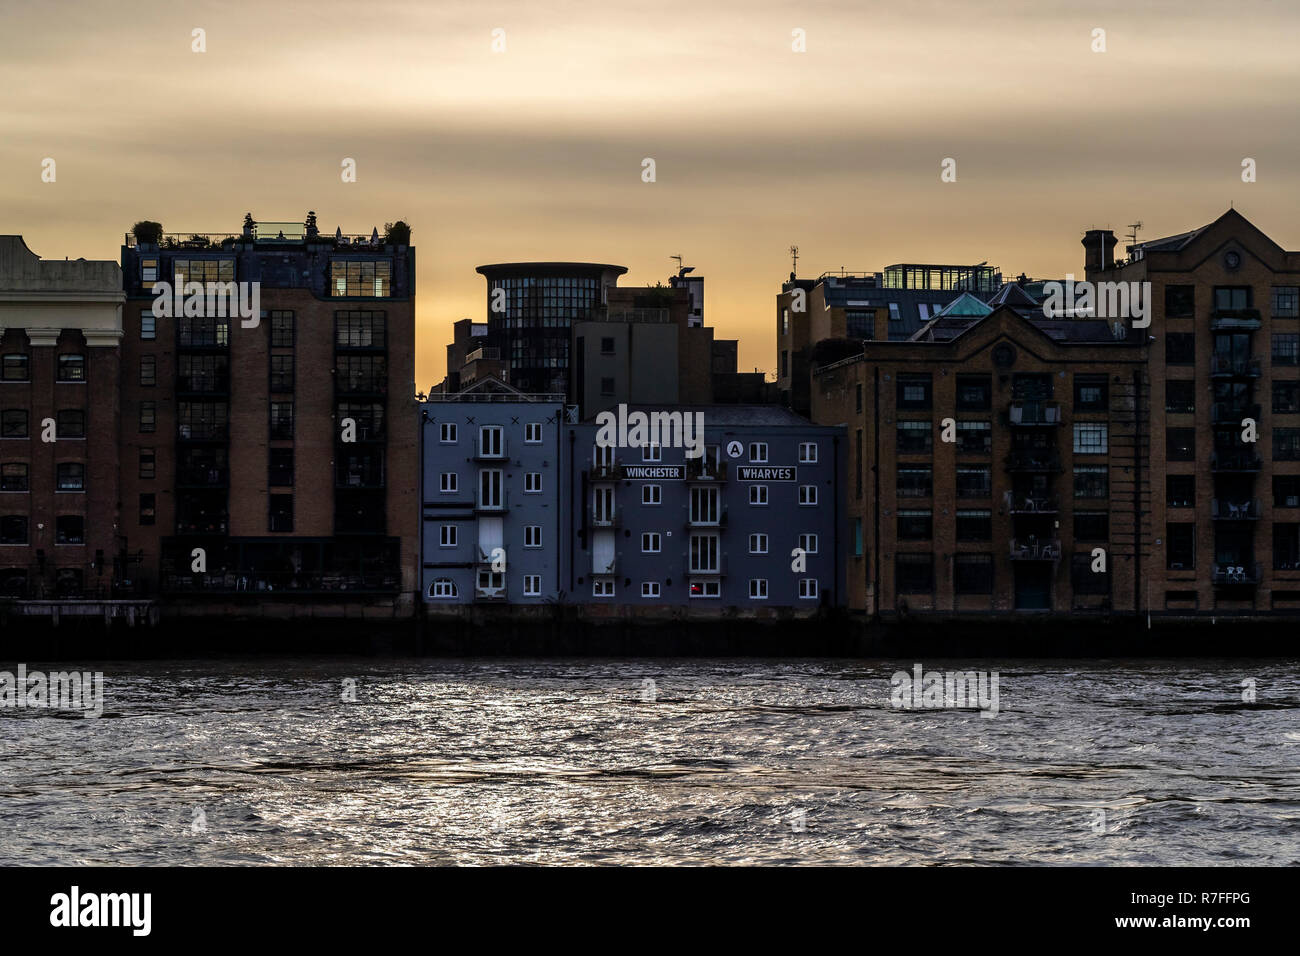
2,0,1297,389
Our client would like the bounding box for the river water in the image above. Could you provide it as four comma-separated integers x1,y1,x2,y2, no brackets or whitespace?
1,657,1296,865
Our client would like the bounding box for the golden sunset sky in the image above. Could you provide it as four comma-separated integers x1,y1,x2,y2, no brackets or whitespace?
2,0,1297,388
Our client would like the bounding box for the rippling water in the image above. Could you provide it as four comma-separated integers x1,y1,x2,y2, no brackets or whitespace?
1,657,1297,865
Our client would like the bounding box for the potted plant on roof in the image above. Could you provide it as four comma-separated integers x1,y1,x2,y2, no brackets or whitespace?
131,220,163,248
383,220,411,248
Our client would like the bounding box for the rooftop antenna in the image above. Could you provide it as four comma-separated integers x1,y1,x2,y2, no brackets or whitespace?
1126,221,1143,248
789,244,799,276
671,254,683,274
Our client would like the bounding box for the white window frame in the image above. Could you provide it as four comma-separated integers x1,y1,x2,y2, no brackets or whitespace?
525,525,541,548
642,484,662,505
642,443,662,462
523,574,541,596
641,581,661,598
524,471,542,494
799,442,818,463
439,524,457,547
749,533,768,554
690,579,721,599
749,442,768,463
479,424,504,457
799,484,818,505
429,579,457,599
593,578,614,597
440,422,457,443
1073,422,1109,455
440,472,458,493
799,533,819,554
799,578,819,599
524,422,542,444
749,578,768,600
749,484,768,506
641,532,662,553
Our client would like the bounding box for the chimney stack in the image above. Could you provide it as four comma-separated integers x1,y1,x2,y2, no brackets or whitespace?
1082,229,1118,278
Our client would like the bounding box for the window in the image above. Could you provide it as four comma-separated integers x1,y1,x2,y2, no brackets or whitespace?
1,463,28,491
335,354,386,393
897,466,932,498
270,355,294,392
268,448,293,486
846,309,874,339
56,354,86,383
1215,287,1250,311
56,462,84,491
1072,554,1110,595
780,351,789,378
0,515,27,544
2,354,29,381
330,260,392,297
1274,525,1300,570
749,579,769,600
479,469,503,508
1165,334,1195,365
269,494,293,532
641,532,661,553
523,574,542,597
524,472,542,494
897,421,932,454
600,336,615,355
781,308,790,335
799,442,819,463
440,423,457,443
954,554,993,594
956,509,992,541
956,467,991,498
141,258,157,285
798,533,819,554
642,444,661,462
956,375,992,411
1074,512,1109,541
139,356,156,387
55,515,84,545
956,421,991,454
1166,523,1195,570
897,510,932,540
593,578,615,597
476,569,505,594
1273,287,1300,318
896,374,932,410
140,311,156,340
138,493,156,526
749,484,768,505
56,410,85,439
690,485,719,524
854,518,863,556
689,533,720,573
334,310,385,348
749,533,769,554
270,402,294,440
1274,334,1300,367
600,377,615,396
430,579,457,599
439,525,457,547
139,447,156,480
1274,429,1300,461
439,472,458,493
641,581,661,598
855,384,863,413
690,579,721,599
524,525,541,548
525,422,542,443
1074,465,1108,498
1164,284,1195,318
1166,429,1195,461
1165,381,1195,414
270,311,296,348
1167,475,1194,508
749,442,768,463
1074,375,1108,412
895,553,933,593
887,303,901,322
479,425,503,457
178,316,229,348
1274,382,1300,414
1274,476,1300,508
642,484,661,505
139,401,156,433
174,258,235,286
1073,423,1108,455
798,484,818,505
1,410,27,438
798,578,819,599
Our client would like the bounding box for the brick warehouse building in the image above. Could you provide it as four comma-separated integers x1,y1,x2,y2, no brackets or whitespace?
117,214,418,617
812,291,1149,617
1084,209,1300,615
0,237,124,603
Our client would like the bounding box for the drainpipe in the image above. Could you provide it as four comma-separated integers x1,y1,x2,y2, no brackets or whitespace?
872,367,881,619
1133,367,1143,622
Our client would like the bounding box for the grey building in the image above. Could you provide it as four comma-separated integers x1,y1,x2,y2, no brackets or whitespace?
565,406,846,611
420,378,573,605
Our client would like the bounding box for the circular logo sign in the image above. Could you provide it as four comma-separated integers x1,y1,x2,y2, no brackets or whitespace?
726,440,744,459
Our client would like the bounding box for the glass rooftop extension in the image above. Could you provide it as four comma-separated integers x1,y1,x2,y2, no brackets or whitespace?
881,263,1001,294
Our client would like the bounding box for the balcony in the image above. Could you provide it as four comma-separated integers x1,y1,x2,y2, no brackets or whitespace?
685,458,728,482
591,507,621,529
686,509,728,529
473,493,508,514
590,459,620,481
686,556,728,577
592,553,617,575
1211,451,1262,472
175,517,229,535
1210,309,1262,331
1009,538,1061,562
176,374,230,394
177,423,229,442
1005,451,1062,473
1008,401,1062,426
176,466,229,488
1210,355,1262,378
1211,402,1261,425
1004,492,1058,514
1211,499,1260,520
473,437,509,461
1212,562,1261,586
